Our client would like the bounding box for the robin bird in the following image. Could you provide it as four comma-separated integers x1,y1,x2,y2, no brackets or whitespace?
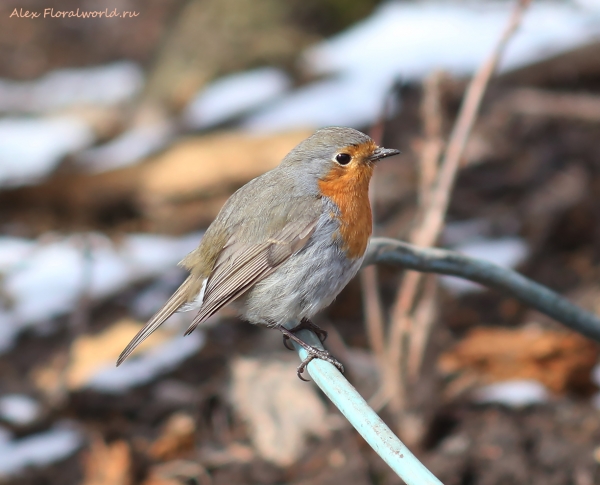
117,127,399,379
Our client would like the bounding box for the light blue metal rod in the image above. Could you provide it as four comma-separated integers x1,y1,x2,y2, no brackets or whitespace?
286,324,443,485
363,237,600,342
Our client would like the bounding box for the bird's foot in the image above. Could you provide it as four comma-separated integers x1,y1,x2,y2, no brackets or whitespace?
282,318,328,350
279,327,344,381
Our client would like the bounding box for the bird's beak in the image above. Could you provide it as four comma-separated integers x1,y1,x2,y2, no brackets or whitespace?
369,146,401,162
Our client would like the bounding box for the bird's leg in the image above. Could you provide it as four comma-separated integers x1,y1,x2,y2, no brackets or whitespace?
294,318,329,343
279,327,344,381
282,318,328,350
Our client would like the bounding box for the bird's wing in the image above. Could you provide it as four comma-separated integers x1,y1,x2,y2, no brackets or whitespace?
117,276,202,366
183,216,318,335
185,218,318,335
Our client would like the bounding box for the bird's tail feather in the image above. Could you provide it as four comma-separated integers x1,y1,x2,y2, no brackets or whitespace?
116,277,194,366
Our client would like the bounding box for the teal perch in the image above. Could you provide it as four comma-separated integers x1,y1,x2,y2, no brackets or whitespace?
287,325,443,485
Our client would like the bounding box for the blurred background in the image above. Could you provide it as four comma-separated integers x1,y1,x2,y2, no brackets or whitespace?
1,0,600,483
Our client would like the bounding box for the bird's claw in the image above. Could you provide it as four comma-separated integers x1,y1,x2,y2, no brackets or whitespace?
282,334,294,351
279,326,344,381
291,318,328,343
282,318,327,351
296,349,344,381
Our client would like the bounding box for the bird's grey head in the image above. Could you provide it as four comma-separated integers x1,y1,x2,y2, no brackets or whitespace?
279,126,400,192
278,127,400,183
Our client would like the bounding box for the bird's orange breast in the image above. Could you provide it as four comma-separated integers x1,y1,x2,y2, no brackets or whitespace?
318,144,375,259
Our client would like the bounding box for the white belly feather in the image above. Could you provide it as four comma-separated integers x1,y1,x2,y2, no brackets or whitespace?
241,207,363,326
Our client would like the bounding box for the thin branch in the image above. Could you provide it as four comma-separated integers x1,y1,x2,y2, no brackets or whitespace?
381,72,446,413
386,0,532,415
407,274,438,380
361,90,397,368
364,237,600,342
361,268,386,359
417,71,445,208
403,71,445,384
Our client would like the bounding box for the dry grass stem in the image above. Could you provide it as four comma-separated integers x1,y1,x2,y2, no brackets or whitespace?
407,273,439,380
360,92,397,369
361,266,386,360
385,0,532,419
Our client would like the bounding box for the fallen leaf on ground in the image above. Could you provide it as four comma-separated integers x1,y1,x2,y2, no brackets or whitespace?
138,129,313,233
438,326,598,394
82,435,131,485
149,412,196,461
66,318,173,390
29,319,172,394
230,355,329,467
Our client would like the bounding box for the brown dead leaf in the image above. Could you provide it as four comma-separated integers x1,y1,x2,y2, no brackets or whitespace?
30,352,69,403
82,435,131,485
139,129,313,233
230,355,329,467
149,413,196,461
66,318,173,390
438,326,598,393
29,319,172,394
141,130,312,199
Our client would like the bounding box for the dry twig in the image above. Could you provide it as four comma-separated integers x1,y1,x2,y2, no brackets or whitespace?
406,273,439,380
361,92,397,367
384,0,533,419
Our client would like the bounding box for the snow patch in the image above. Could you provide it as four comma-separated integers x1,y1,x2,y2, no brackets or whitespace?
184,67,291,129
0,395,40,426
0,117,94,187
0,232,202,352
440,238,529,295
77,120,176,172
473,380,549,407
87,332,205,393
0,423,82,477
0,61,143,114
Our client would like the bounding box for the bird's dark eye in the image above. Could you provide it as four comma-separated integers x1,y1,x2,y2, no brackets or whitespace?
335,153,351,165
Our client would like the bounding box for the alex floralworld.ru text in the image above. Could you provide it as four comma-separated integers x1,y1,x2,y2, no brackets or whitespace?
9,8,139,19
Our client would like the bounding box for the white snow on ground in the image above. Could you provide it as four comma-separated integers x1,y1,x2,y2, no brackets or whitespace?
0,116,95,187
243,74,392,133
0,395,41,426
0,237,36,270
77,119,176,173
472,380,550,407
0,423,82,477
245,1,600,132
442,219,494,247
304,2,600,79
0,62,144,181
0,61,143,114
0,232,202,352
575,0,600,10
87,332,205,393
440,238,529,295
129,268,189,319
183,67,291,129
